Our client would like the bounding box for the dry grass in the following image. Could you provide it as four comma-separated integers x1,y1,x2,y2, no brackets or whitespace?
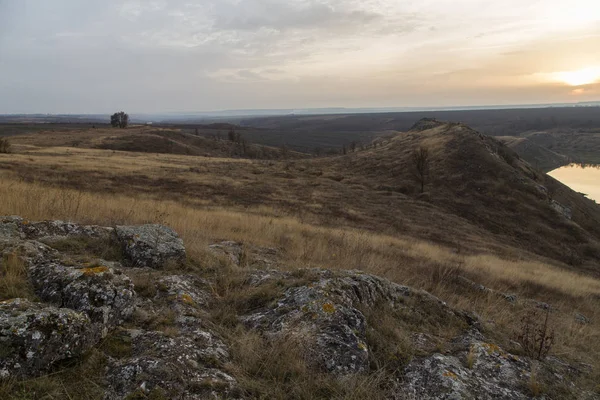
0,349,107,400
0,251,34,301
1,172,598,369
226,328,395,399
1,128,600,397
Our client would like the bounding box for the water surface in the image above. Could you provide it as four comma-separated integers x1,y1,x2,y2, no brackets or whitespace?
548,165,600,202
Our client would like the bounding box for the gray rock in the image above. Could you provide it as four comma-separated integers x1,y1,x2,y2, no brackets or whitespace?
0,299,95,379
104,329,237,400
208,241,244,264
156,274,211,308
502,293,518,303
550,199,572,220
17,219,114,241
116,224,186,269
208,240,280,268
575,313,590,324
28,260,135,338
402,341,531,399
243,270,459,375
0,217,23,244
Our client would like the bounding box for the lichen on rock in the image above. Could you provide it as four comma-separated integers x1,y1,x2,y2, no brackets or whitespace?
116,224,186,269
0,298,95,378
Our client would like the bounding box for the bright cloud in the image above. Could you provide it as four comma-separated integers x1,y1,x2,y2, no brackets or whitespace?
0,0,599,113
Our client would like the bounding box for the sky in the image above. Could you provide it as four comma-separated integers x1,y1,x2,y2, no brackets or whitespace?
0,0,599,113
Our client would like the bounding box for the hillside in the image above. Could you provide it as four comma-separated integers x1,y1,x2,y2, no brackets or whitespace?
497,136,570,172
323,120,600,271
1,120,600,398
3,121,600,270
6,125,308,160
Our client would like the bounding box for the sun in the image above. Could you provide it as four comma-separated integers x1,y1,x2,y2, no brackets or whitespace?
554,67,600,86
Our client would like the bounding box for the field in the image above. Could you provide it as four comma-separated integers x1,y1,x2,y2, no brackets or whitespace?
1,119,600,397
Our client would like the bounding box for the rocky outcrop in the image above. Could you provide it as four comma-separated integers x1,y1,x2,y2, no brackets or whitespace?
104,329,236,399
0,217,596,399
29,260,135,339
403,339,531,399
0,299,94,379
242,269,467,375
550,199,573,220
115,224,186,269
105,271,237,398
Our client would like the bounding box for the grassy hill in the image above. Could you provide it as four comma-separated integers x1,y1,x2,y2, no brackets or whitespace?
497,136,570,172
1,120,599,397
326,120,600,271
5,124,308,160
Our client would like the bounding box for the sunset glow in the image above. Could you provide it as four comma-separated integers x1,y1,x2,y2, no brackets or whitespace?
555,67,600,87
1,1,599,112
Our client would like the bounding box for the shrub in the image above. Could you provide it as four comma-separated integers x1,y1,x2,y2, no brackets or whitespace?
0,138,11,154
515,307,555,360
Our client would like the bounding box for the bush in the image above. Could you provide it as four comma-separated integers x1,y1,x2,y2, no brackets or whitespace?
515,307,555,360
0,138,11,153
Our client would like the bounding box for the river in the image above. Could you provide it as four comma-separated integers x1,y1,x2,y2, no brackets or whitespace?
548,165,600,202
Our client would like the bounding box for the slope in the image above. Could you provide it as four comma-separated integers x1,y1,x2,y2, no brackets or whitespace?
8,125,307,160
497,135,569,172
322,119,600,272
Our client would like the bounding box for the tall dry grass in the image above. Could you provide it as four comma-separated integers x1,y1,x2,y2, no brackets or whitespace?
1,171,599,370
2,172,598,300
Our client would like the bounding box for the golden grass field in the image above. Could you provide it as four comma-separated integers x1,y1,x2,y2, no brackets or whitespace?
1,124,600,397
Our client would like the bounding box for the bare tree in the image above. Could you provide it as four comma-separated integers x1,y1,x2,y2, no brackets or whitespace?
110,111,129,128
412,146,431,193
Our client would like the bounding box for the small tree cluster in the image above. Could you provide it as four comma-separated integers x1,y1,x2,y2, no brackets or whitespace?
0,138,11,154
110,111,129,129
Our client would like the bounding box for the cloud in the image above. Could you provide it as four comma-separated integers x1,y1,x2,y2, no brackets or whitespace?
0,0,599,113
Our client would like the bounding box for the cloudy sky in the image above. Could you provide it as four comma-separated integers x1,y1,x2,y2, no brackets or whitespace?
1,0,599,113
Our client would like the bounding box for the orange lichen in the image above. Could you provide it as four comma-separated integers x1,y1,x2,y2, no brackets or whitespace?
482,343,501,355
81,266,109,276
181,293,195,305
322,303,335,314
443,371,458,380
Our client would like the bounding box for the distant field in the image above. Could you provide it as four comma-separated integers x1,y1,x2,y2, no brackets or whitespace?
3,107,600,168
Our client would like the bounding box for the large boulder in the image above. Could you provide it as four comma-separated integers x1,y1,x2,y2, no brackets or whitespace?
243,270,463,375
28,260,136,338
0,299,95,379
0,217,24,244
116,225,186,269
402,340,531,400
104,272,238,399
104,329,237,400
